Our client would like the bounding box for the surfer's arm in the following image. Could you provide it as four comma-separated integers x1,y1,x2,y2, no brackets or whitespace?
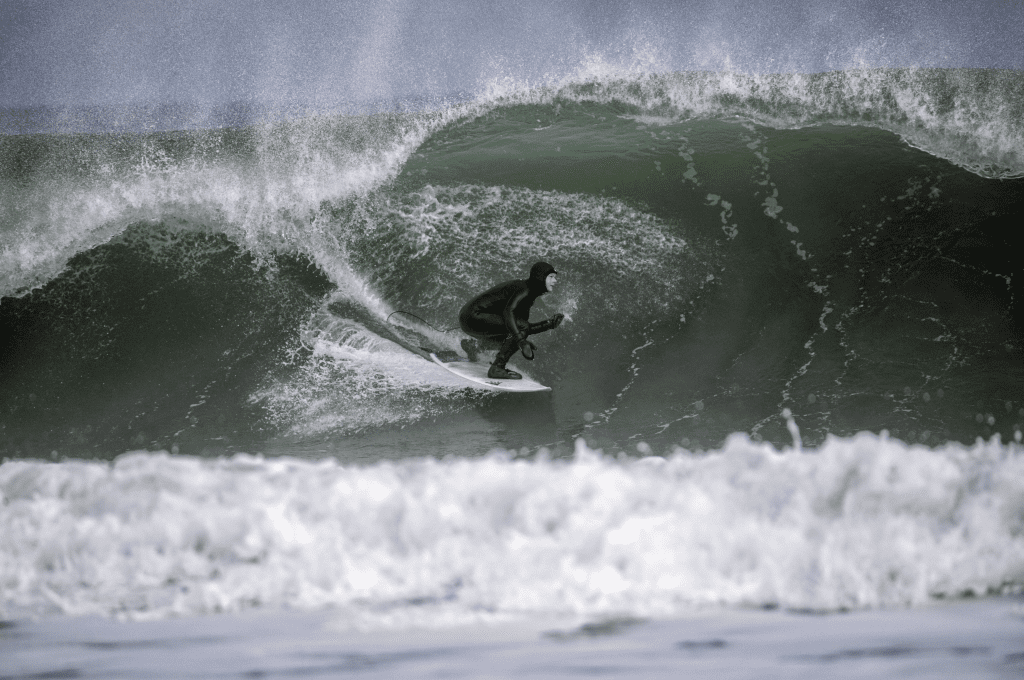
503,288,529,339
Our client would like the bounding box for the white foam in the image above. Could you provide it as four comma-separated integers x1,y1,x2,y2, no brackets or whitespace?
2,433,1022,625
366,183,703,314
253,305,472,438
0,107,476,298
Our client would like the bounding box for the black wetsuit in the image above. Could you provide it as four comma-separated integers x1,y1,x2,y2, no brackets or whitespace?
459,262,558,366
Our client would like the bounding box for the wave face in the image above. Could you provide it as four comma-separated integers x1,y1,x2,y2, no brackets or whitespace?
2,68,1022,459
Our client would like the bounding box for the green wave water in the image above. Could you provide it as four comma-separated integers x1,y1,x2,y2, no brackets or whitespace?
1,68,1022,460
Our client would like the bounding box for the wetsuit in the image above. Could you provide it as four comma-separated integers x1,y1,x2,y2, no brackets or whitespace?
459,262,561,371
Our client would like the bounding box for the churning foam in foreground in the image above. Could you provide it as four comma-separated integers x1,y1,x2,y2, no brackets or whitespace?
2,434,1022,626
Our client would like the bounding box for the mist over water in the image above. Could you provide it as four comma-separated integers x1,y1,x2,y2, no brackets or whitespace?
3,0,1023,118
1,0,1023,641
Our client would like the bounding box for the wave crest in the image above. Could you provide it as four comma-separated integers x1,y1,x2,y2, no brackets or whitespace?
478,67,1024,179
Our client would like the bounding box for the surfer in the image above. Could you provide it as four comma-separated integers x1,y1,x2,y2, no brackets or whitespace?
459,262,565,379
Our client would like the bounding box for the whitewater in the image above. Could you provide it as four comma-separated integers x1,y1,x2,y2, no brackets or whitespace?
4,432,1024,622
3,435,1024,678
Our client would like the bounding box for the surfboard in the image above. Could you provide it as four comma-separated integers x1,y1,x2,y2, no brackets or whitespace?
430,353,551,392
327,301,461,362
325,302,548,391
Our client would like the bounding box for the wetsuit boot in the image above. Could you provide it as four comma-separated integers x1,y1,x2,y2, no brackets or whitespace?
488,337,522,379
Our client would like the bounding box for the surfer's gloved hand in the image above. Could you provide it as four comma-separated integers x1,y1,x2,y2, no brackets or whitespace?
518,337,536,360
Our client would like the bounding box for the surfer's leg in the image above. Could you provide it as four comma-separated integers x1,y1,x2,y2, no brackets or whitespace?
488,335,522,380
462,312,507,339
462,312,520,364
460,338,480,361
461,335,502,361
462,329,503,362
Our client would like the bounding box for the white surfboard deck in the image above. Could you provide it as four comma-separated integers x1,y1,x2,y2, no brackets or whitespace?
430,353,551,392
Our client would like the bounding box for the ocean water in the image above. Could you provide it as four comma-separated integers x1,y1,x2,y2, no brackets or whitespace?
2,65,1024,677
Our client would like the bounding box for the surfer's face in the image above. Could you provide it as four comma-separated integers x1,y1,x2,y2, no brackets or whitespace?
545,273,557,291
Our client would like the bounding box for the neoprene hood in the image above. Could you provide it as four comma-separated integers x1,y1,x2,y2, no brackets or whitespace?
528,262,557,293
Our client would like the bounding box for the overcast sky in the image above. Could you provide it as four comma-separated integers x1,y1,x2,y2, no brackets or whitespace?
2,0,1021,109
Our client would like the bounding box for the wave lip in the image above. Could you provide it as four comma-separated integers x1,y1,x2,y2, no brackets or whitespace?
0,108,466,298
481,67,1024,179
2,433,1021,625
4,66,1019,299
